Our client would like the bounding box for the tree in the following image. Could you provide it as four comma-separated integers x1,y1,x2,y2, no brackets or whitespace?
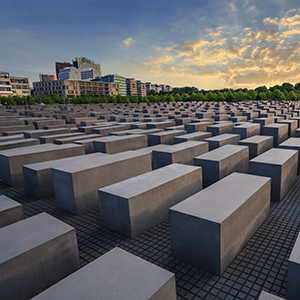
165,94,175,102
286,91,298,101
205,92,215,101
294,82,300,90
225,90,235,102
255,86,268,93
281,82,293,93
174,93,182,101
247,89,257,100
215,92,225,102
181,93,190,102
271,89,285,101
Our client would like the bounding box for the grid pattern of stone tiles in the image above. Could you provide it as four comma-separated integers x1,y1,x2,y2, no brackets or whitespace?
1,177,300,300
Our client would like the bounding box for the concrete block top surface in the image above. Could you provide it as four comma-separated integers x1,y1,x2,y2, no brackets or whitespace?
0,138,38,146
234,123,260,128
250,148,298,165
133,144,171,154
204,133,240,142
239,135,273,143
258,291,285,300
279,137,300,147
52,151,148,173
93,134,145,143
0,195,21,211
23,153,107,171
289,231,300,264
195,144,248,161
0,143,59,156
150,130,186,137
32,247,175,300
99,163,201,198
154,141,207,153
0,212,75,264
170,172,270,223
263,123,288,129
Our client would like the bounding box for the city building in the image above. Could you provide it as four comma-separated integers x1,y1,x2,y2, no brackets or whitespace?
146,82,156,94
79,81,119,97
81,68,102,80
39,74,56,82
126,78,138,96
0,72,13,96
165,85,173,92
33,79,119,98
33,79,80,97
136,80,147,97
10,76,30,96
73,57,101,73
55,62,73,79
99,74,127,96
58,67,81,80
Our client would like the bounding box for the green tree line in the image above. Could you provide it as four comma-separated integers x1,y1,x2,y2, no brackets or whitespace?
2,82,300,105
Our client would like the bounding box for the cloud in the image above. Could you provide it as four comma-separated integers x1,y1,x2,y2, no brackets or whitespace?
281,14,300,28
123,37,134,46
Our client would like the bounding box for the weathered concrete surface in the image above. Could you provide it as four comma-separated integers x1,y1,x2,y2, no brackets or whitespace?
239,135,274,159
0,195,23,228
232,123,260,140
0,213,80,300
173,132,212,144
0,143,85,186
204,134,240,151
249,148,298,201
0,138,40,151
194,144,249,187
148,130,186,146
170,172,271,275
152,141,208,169
31,247,176,300
99,164,202,238
52,151,152,214
262,123,289,147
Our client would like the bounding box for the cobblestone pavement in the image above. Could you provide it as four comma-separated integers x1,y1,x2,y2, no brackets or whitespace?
1,177,300,300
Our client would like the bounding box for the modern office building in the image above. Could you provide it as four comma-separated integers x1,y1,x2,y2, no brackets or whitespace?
55,62,73,79
126,78,138,96
0,72,13,96
81,68,102,80
33,79,119,98
39,74,56,82
73,57,101,73
99,74,127,96
136,80,147,97
58,67,81,80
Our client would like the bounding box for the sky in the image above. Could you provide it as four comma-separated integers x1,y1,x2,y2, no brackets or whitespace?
2,0,300,90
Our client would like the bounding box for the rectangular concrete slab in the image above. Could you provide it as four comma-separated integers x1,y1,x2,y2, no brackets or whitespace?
0,195,23,228
93,134,147,154
203,133,240,151
194,144,249,187
173,131,212,144
0,143,85,186
249,148,298,201
0,138,40,151
99,163,202,238
52,151,152,214
148,130,186,146
0,213,80,300
239,135,274,159
31,247,176,300
170,172,271,275
232,123,260,140
262,123,289,147
152,141,208,169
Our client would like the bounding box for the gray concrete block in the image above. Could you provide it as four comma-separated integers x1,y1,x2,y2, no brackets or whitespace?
0,143,85,186
0,138,40,151
23,153,100,200
31,247,176,300
52,151,152,214
146,120,175,129
53,134,102,145
99,164,202,238
148,130,186,146
249,148,298,201
93,134,147,154
194,144,249,187
24,128,71,139
184,122,212,133
170,172,271,275
38,132,85,144
262,123,289,147
279,137,300,174
239,135,274,159
0,125,35,135
0,213,80,300
91,125,129,135
0,195,23,228
204,133,240,151
173,132,212,144
152,141,208,169
253,118,275,134
287,231,300,300
207,123,234,136
232,123,260,140
258,291,285,300
0,134,24,142
279,119,298,137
